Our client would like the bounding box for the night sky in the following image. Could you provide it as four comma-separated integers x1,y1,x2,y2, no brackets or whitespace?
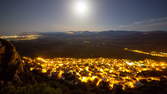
0,0,167,34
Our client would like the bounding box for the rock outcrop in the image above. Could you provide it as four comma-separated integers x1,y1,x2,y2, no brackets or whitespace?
0,39,23,83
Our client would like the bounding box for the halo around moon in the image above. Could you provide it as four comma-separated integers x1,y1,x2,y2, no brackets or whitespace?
73,0,89,17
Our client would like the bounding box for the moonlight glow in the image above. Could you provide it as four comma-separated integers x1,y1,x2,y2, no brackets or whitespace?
74,0,89,17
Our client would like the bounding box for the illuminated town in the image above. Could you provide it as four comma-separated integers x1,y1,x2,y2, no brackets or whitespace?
124,48,167,58
0,34,41,40
22,53,167,90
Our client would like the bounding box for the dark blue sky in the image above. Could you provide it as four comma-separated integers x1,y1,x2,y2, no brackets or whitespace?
0,0,167,33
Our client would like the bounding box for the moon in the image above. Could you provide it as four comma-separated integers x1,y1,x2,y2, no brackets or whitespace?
73,0,89,17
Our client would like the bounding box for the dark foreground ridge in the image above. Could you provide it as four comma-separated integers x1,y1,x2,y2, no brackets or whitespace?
0,39,167,94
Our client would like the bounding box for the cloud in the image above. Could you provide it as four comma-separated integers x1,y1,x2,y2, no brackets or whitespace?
133,17,167,25
49,25,115,32
118,17,167,31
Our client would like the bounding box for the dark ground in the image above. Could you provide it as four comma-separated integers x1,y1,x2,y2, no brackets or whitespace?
1,31,167,94
12,31,167,60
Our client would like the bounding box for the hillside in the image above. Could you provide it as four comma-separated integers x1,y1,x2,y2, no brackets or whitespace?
0,38,167,94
